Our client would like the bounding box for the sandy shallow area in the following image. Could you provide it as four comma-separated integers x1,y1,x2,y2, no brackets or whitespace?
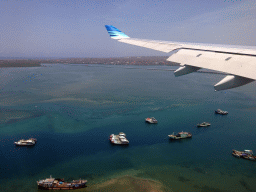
85,175,170,192
0,109,34,124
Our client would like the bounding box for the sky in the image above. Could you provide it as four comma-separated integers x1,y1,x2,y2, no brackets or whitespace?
0,0,256,58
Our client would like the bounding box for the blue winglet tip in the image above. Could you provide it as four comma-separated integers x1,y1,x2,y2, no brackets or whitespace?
105,25,120,31
105,25,129,39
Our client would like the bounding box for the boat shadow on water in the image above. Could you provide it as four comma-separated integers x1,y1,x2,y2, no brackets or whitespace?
145,122,158,127
38,186,87,192
109,142,129,148
168,138,192,144
37,186,88,192
15,145,36,148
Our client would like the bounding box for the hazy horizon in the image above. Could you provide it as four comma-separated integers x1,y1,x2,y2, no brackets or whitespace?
0,55,168,60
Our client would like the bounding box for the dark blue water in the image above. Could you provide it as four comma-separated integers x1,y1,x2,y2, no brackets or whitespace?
0,64,256,192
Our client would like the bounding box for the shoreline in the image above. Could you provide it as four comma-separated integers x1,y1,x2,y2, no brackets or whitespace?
0,56,178,67
0,62,226,75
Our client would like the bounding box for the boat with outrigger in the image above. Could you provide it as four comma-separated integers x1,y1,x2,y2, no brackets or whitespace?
109,132,129,145
168,131,192,140
37,175,87,190
145,117,158,124
197,122,211,127
215,109,228,115
232,150,256,161
14,138,37,146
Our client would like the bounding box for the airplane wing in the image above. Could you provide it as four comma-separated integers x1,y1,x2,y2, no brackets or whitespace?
105,25,256,91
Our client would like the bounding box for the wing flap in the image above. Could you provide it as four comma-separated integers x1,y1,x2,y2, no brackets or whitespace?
167,49,256,80
152,44,175,52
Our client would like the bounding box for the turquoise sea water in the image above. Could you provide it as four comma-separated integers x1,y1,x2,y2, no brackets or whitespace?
0,64,256,192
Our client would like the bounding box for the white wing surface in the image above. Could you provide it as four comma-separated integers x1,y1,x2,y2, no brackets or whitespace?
105,25,256,91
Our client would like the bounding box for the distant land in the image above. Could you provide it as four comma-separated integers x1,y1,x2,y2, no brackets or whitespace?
0,56,179,68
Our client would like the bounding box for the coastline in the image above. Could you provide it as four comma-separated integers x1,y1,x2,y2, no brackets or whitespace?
0,56,176,67
0,60,41,67
0,59,226,75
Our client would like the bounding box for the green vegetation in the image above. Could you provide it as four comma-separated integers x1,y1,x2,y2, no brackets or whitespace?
0,56,179,67
0,59,41,67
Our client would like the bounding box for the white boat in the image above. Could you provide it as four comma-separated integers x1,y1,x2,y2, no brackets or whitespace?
109,132,129,145
145,117,158,124
14,138,37,146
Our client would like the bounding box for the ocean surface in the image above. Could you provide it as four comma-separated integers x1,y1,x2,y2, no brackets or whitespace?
0,64,256,192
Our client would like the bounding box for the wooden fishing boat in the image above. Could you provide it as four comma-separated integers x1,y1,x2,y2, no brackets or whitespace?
197,122,211,127
145,117,158,124
168,131,192,140
232,150,256,161
215,109,228,115
37,175,87,190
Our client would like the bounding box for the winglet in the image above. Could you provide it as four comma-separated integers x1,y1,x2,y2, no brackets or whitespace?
105,25,130,39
